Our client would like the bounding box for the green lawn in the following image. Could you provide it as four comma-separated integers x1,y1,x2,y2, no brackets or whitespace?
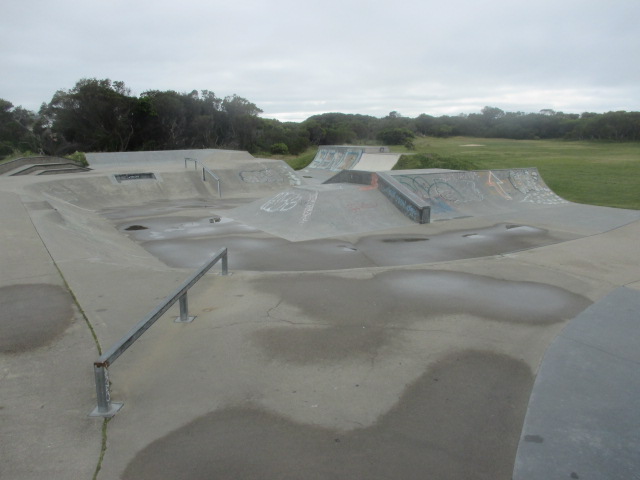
389,137,640,210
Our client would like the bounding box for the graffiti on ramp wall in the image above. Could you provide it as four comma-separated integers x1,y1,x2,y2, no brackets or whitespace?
309,149,363,171
391,168,566,218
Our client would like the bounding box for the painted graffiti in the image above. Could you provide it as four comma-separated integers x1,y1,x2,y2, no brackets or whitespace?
310,148,363,171
389,168,566,218
260,191,303,213
299,190,319,224
379,182,421,222
508,169,567,204
394,172,483,215
484,171,512,200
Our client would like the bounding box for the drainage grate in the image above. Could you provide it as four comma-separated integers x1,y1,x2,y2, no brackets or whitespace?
113,173,156,183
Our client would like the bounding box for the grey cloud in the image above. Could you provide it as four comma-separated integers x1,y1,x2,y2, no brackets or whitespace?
1,0,639,121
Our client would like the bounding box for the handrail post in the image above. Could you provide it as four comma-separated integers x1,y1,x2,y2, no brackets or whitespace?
222,249,228,275
89,364,123,417
176,293,194,323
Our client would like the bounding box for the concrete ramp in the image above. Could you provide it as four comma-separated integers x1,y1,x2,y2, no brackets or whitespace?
28,158,303,210
514,286,640,479
227,183,415,241
201,158,302,196
357,152,401,171
307,146,399,172
389,168,567,221
26,170,220,210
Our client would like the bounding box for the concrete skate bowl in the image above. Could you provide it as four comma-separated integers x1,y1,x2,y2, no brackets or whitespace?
5,157,640,480
94,170,611,271
29,164,638,273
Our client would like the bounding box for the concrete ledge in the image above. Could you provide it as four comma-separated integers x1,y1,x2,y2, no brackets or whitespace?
378,172,431,223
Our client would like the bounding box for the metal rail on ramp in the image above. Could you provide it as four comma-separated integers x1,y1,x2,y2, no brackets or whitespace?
185,157,222,197
89,248,228,417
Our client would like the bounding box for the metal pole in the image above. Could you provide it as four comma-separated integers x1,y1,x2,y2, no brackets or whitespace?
89,365,123,417
221,249,228,275
95,365,111,413
176,293,194,323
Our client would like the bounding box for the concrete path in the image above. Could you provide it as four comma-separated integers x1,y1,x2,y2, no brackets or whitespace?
1,153,638,479
0,190,101,480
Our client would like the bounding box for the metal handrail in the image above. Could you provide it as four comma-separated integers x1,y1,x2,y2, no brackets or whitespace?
89,248,228,417
184,157,222,197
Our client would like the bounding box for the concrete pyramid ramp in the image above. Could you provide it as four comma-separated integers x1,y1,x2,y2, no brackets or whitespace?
228,183,415,241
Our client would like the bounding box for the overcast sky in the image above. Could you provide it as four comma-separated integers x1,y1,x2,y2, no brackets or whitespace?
2,0,639,122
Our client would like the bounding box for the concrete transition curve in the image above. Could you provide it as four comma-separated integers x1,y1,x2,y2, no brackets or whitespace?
307,145,401,172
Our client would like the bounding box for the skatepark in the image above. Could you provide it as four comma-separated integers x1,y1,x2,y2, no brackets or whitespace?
1,147,639,479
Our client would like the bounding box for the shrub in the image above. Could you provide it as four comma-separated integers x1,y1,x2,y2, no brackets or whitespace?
65,151,88,166
377,127,415,145
270,142,289,155
392,153,479,171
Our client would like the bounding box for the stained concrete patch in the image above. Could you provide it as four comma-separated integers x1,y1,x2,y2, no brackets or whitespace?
0,283,74,353
124,217,576,271
141,235,376,270
122,351,533,480
250,270,591,363
355,223,576,266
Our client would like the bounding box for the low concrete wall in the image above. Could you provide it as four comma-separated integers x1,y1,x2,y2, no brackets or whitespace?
377,173,431,224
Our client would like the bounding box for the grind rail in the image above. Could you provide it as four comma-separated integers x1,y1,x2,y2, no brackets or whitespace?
89,247,228,417
184,157,222,197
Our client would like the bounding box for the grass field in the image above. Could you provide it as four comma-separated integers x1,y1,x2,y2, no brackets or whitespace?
286,137,640,210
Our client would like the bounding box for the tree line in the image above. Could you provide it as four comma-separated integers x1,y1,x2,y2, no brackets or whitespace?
2,78,640,160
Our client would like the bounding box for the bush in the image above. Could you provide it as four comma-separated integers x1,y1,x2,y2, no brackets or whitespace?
392,153,479,171
377,127,415,145
270,142,289,155
285,149,317,170
0,143,14,160
65,151,88,166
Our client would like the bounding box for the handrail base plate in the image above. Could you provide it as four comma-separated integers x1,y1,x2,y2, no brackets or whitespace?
89,402,124,418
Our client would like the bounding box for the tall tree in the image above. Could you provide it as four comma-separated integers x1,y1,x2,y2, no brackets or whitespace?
41,78,136,152
0,99,40,156
221,94,263,150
